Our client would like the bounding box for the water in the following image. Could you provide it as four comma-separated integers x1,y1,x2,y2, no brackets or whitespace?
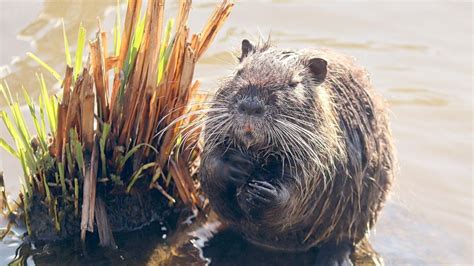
0,0,472,265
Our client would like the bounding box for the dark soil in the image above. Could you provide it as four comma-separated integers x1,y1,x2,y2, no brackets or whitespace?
27,188,177,244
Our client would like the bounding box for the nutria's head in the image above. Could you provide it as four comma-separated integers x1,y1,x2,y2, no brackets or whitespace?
205,40,345,173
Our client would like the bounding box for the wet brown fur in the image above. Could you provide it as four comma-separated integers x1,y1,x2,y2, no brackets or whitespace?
199,40,395,252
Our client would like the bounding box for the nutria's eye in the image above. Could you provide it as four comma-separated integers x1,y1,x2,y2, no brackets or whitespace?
236,69,244,76
289,81,299,88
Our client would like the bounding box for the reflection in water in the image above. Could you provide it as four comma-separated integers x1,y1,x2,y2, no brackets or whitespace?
0,0,472,265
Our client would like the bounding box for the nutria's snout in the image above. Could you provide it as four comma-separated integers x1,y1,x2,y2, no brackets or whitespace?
231,97,266,148
237,98,265,117
237,119,260,148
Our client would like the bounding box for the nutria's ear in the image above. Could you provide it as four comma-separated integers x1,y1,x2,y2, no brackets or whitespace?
239,39,255,62
308,58,327,82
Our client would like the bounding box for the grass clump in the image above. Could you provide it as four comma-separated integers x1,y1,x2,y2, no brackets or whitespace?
0,0,233,247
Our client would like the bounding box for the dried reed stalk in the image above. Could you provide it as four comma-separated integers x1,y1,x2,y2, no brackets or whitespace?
74,0,232,244
0,0,233,247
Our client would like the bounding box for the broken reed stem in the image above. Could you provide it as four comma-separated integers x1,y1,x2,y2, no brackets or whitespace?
90,34,108,120
95,197,115,247
54,66,73,161
81,137,99,241
135,0,165,153
79,69,95,151
109,0,142,125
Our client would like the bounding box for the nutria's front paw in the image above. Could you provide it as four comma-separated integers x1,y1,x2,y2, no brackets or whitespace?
237,180,282,217
206,150,254,185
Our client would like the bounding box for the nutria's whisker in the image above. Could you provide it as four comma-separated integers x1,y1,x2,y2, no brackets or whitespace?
171,113,231,156
153,107,228,141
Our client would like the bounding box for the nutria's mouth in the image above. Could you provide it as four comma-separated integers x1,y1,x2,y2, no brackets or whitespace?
242,132,255,148
225,118,258,149
243,121,254,134
243,131,253,139
243,131,255,143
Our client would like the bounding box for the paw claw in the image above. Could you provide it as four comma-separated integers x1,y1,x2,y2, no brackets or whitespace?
238,180,278,214
248,180,277,198
247,189,271,203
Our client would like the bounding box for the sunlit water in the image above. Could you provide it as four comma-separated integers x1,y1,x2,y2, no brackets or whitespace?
0,0,472,265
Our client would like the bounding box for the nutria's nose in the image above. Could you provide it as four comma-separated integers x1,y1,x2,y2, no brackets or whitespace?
238,99,265,116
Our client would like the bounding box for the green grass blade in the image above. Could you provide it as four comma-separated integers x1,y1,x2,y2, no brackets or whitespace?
0,82,13,106
70,129,84,178
38,95,47,139
73,24,87,81
38,74,57,134
21,184,32,236
54,172,59,185
10,103,36,171
117,14,145,106
157,34,176,85
42,172,52,204
99,123,111,178
149,166,163,187
62,19,72,66
7,96,40,180
27,52,62,82
0,109,34,173
16,141,37,179
157,19,174,84
11,103,31,144
123,14,145,79
0,138,17,157
126,162,156,193
0,111,20,148
118,143,158,170
110,174,123,186
52,96,59,124
53,199,60,231
22,88,47,151
18,149,32,195
74,177,79,216
58,162,67,199
0,111,33,175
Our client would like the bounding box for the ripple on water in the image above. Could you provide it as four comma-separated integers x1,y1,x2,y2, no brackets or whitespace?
266,31,429,52
387,87,449,107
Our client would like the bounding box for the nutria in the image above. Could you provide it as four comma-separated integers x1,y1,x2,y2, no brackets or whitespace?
199,39,395,265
